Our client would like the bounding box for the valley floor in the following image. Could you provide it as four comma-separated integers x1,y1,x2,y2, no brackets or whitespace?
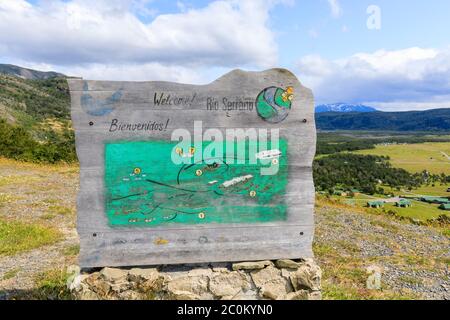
0,158,448,300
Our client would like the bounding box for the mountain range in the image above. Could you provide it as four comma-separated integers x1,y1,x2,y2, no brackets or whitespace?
315,103,377,113
1,64,450,132
316,109,450,131
0,64,66,80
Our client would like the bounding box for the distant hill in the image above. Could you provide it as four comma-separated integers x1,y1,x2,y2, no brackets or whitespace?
0,64,66,80
0,71,75,163
315,103,377,113
316,109,450,132
0,73,70,124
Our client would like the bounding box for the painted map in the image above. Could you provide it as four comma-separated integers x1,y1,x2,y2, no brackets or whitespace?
104,139,288,227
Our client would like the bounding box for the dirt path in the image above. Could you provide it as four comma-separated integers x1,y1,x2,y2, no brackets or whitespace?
0,159,79,299
440,152,450,161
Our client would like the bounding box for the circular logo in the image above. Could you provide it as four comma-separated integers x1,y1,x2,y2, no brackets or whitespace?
255,86,293,123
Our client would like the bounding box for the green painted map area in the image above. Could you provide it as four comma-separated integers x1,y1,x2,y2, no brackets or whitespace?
104,139,288,227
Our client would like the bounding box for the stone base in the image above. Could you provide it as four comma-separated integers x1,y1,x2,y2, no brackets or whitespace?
68,259,322,300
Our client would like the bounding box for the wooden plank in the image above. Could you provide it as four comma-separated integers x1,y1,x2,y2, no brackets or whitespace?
79,225,314,268
69,68,316,268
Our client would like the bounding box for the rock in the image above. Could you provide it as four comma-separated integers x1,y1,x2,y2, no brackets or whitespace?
275,259,302,269
251,266,293,300
280,268,294,279
210,262,230,272
69,258,321,300
118,290,144,300
100,267,128,283
260,278,293,300
210,262,231,273
290,260,322,291
232,261,272,271
68,274,89,291
250,265,281,288
231,290,260,300
188,268,214,277
308,290,322,300
85,274,111,296
98,268,131,293
128,268,159,282
166,275,213,300
366,265,382,290
209,272,250,298
78,288,99,300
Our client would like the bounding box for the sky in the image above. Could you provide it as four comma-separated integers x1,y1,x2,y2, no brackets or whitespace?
1,0,450,111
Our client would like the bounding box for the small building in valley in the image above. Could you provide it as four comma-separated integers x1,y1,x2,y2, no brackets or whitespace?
396,199,412,208
439,203,450,211
420,196,450,204
367,201,384,208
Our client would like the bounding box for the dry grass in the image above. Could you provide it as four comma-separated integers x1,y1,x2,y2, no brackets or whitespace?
0,219,62,256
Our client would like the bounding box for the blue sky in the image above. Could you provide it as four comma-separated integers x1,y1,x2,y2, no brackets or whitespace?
1,0,450,110
273,0,450,61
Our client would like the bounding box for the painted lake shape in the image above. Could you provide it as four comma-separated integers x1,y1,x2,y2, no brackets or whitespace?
105,139,289,227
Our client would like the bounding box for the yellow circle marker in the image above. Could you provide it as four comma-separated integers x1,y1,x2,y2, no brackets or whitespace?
272,158,279,165
198,212,206,219
133,167,141,175
249,190,257,197
175,147,183,155
196,169,203,176
189,147,196,155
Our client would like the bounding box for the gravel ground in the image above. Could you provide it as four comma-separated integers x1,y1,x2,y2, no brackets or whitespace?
314,203,450,300
0,160,79,299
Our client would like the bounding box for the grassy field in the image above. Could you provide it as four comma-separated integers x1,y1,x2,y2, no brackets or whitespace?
355,142,450,174
0,219,61,256
379,184,450,198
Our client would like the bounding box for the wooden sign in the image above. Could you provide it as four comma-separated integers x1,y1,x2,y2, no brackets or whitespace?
68,69,316,268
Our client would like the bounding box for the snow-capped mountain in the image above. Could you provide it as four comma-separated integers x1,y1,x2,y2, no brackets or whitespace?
315,103,377,113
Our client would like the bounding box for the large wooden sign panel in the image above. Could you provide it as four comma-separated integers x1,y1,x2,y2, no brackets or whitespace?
68,69,316,268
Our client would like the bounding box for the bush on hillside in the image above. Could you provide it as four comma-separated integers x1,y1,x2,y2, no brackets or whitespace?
0,119,76,163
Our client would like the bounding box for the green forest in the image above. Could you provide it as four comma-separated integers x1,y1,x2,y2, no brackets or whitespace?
0,119,75,163
0,74,75,163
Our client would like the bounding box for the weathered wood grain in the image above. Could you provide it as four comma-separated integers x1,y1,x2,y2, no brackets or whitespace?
69,68,316,268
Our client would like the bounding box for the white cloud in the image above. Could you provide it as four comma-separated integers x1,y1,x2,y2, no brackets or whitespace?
0,0,281,82
297,47,450,111
61,63,226,84
369,101,450,112
327,0,342,18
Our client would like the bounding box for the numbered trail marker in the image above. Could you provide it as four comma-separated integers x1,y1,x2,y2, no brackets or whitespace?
69,69,316,268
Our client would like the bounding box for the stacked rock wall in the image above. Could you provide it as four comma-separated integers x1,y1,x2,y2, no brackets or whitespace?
69,259,322,300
